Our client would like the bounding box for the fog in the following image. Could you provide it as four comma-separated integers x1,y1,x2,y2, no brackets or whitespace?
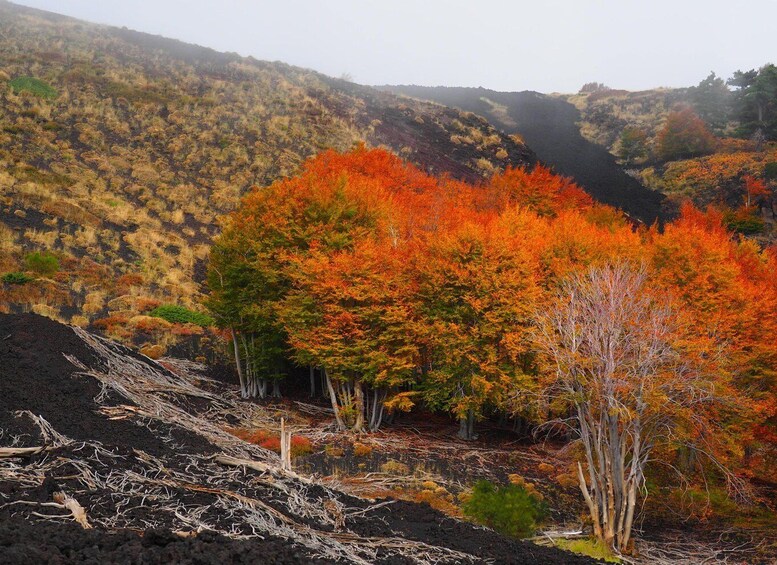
12,0,777,93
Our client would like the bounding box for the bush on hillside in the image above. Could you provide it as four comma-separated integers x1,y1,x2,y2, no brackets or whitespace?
462,480,546,538
9,76,58,99
149,304,214,327
2,272,35,284
24,251,59,275
656,108,716,161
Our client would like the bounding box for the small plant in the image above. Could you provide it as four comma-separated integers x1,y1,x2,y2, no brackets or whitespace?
24,251,59,275
555,538,620,563
149,304,214,327
9,76,58,99
462,480,546,539
2,272,34,284
226,428,312,457
352,442,373,457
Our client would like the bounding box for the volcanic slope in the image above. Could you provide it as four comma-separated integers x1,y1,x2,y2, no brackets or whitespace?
0,313,598,564
382,85,666,224
0,0,535,330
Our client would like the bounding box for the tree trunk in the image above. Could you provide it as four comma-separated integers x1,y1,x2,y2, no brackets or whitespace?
353,379,366,432
231,329,247,398
324,369,345,431
309,366,316,398
457,409,476,440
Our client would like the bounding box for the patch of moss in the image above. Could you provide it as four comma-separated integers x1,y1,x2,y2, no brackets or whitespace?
9,76,58,99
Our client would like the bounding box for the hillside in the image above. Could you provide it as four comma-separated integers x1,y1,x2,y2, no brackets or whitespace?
380,85,667,224
0,1,535,337
564,83,777,240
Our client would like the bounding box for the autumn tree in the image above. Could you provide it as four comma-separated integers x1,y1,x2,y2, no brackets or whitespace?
534,263,729,554
280,239,419,432
415,219,540,440
656,107,717,162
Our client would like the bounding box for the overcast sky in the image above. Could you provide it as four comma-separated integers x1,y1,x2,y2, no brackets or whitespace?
13,0,777,93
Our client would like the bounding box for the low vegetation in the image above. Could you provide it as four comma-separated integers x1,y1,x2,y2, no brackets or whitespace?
461,480,546,538
0,2,531,355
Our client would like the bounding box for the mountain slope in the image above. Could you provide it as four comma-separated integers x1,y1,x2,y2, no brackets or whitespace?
382,85,667,224
0,1,535,331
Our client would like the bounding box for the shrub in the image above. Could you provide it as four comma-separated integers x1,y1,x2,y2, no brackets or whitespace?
149,304,214,327
656,108,716,161
461,480,546,538
225,427,313,457
24,251,59,275
724,209,766,235
352,442,373,457
140,344,166,359
9,76,58,99
2,272,34,284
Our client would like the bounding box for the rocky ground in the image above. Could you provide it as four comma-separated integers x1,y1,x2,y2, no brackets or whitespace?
0,313,598,564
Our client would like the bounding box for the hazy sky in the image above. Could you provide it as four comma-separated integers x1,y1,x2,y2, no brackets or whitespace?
13,0,777,93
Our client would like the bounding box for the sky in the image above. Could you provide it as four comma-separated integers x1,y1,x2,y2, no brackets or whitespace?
13,0,777,93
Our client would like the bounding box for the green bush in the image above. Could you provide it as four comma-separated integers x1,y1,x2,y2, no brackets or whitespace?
149,304,214,327
462,480,546,538
9,76,58,99
764,162,777,181
24,251,59,275
2,272,35,284
724,211,765,235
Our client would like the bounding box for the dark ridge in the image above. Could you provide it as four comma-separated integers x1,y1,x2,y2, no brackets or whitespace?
382,85,667,224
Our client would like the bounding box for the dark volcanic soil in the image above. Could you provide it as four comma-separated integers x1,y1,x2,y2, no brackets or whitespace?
0,313,598,564
381,85,667,225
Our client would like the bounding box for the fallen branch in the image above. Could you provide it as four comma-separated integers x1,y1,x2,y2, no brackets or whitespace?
0,446,44,458
53,491,91,529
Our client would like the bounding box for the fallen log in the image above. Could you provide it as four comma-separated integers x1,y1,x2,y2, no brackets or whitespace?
0,446,44,458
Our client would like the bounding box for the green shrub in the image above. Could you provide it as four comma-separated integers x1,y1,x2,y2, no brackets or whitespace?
462,480,546,538
24,251,59,275
764,162,777,180
149,304,214,327
9,76,58,99
2,272,35,284
724,211,765,235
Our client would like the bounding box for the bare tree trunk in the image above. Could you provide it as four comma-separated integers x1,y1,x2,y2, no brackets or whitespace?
324,369,345,431
280,418,292,472
231,329,247,398
309,366,316,398
353,379,365,433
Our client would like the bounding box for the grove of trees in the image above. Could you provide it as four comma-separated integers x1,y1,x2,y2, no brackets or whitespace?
207,146,777,550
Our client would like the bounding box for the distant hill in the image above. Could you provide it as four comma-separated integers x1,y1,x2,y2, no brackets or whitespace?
0,1,535,335
381,85,667,224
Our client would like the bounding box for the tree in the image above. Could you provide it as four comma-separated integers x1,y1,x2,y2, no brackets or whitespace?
728,64,777,141
280,239,419,432
690,71,730,133
616,127,648,166
656,107,716,161
534,263,728,554
415,220,540,440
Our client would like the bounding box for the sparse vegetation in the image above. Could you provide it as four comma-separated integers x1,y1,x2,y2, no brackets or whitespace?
8,76,58,99
149,305,214,327
462,480,546,539
24,251,59,276
2,272,34,284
